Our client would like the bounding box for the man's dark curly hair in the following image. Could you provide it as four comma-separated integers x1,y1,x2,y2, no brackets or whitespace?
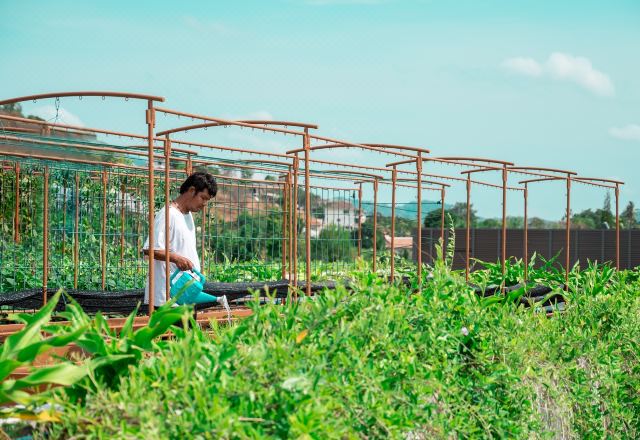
179,172,218,197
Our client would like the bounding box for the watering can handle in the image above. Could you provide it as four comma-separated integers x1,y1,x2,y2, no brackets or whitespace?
170,268,204,285
192,268,206,284
169,268,182,285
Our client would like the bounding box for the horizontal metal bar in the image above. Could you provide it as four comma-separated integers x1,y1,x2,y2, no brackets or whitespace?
0,91,164,105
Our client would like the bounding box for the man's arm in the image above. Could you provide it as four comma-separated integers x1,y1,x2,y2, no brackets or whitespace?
143,249,194,271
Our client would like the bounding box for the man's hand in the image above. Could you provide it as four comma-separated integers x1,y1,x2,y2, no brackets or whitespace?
172,254,194,271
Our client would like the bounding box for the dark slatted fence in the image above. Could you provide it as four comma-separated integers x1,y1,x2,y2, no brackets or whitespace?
416,228,640,270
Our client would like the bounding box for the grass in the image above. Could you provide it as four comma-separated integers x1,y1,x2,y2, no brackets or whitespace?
0,250,632,439
0,229,638,438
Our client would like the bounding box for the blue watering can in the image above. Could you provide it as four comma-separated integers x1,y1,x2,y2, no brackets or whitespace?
169,269,219,305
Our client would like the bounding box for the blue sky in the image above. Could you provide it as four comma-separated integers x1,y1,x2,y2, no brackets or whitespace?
1,0,639,219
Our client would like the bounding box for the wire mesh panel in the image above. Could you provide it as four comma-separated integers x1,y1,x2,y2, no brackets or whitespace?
202,175,288,282
301,185,360,280
0,159,46,293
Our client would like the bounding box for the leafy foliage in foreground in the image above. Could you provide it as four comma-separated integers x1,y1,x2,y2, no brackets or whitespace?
34,259,640,439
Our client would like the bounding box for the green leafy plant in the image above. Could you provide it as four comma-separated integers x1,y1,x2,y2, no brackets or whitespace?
0,290,89,405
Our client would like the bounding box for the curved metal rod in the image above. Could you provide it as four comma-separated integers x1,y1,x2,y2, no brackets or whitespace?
222,158,291,168
364,143,430,154
374,181,443,191
305,168,384,180
0,113,160,141
0,135,188,162
518,176,563,185
308,139,429,155
170,138,293,159
192,119,319,130
288,142,418,159
464,166,577,182
128,144,196,156
154,106,317,130
192,159,289,177
0,91,164,105
436,156,514,166
572,176,624,185
156,119,305,138
572,179,616,190
395,177,451,188
508,166,577,176
386,158,415,167
301,171,377,184
459,165,505,174
388,156,510,169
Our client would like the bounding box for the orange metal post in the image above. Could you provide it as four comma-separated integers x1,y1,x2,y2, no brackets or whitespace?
440,188,445,243
147,100,156,314
357,183,363,257
101,170,107,290
73,173,79,289
201,205,206,271
416,154,423,285
565,174,571,287
13,163,19,243
615,184,620,270
465,174,471,281
120,183,125,267
281,173,289,280
62,184,67,257
303,129,312,296
136,196,142,266
288,171,294,285
501,165,507,278
390,167,397,280
165,137,172,302
523,183,528,283
292,156,299,290
372,178,378,272
43,166,49,305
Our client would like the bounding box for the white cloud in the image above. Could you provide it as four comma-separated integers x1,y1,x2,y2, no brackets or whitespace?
31,105,84,126
546,53,614,97
502,52,614,97
609,124,640,141
501,57,542,77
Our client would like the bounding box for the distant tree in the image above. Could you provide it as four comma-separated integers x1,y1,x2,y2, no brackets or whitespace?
0,103,23,115
476,218,501,228
600,192,614,228
506,216,524,229
571,209,598,229
424,203,494,229
195,165,219,176
354,220,385,251
423,206,446,228
449,202,477,227
379,214,417,236
241,169,254,179
603,192,612,213
264,174,276,181
622,201,636,229
529,217,549,229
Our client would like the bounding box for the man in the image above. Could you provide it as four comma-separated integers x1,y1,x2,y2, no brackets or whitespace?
143,171,217,307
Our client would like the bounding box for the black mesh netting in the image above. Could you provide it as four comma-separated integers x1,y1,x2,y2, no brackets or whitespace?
0,279,564,316
471,283,565,308
0,280,342,314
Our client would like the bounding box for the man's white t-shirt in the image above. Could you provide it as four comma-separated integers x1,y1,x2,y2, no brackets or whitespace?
143,206,200,307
